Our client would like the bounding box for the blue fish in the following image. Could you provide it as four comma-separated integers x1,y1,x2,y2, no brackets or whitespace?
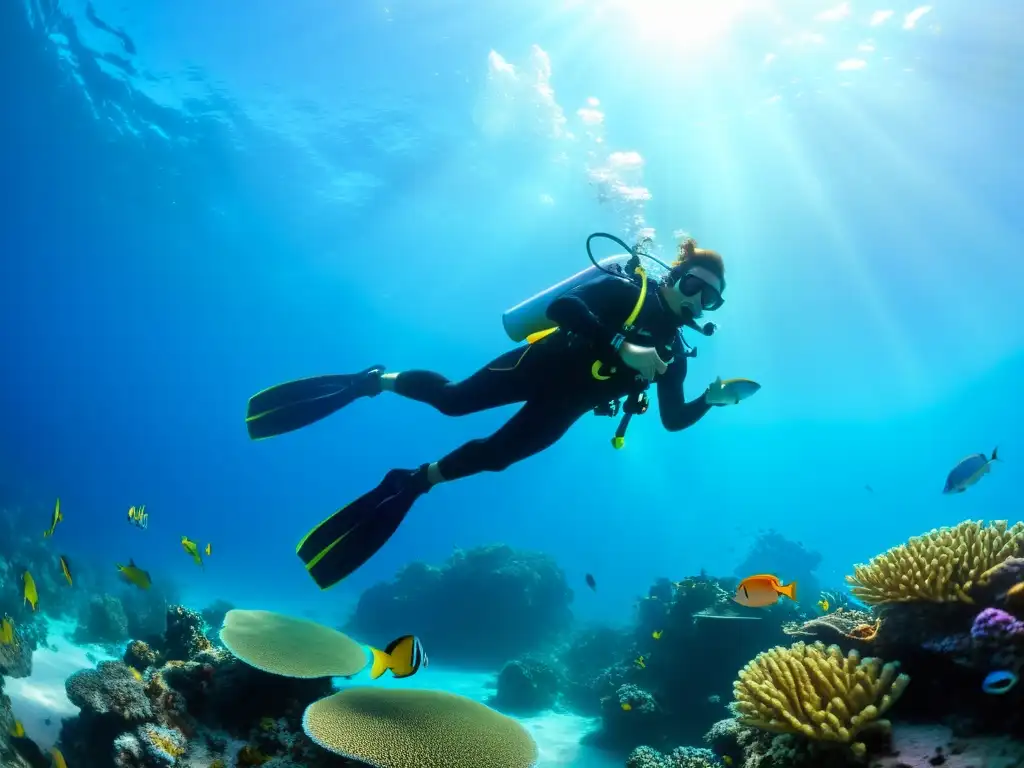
981,669,1018,694
943,447,999,494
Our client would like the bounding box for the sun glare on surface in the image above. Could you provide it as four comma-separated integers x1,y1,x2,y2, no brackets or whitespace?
596,0,774,48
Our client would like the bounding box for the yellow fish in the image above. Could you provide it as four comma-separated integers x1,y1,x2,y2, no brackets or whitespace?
10,720,24,738
733,574,798,608
59,555,73,586
127,504,148,530
117,559,152,590
51,747,68,768
621,702,632,711
204,542,212,557
1,616,15,645
652,630,663,640
817,598,830,613
723,756,733,766
634,655,646,669
43,497,62,538
181,536,203,567
129,667,143,682
23,571,38,611
368,635,428,680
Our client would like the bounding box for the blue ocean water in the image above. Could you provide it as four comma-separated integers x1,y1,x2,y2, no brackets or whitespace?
2,0,1022,623
0,0,1022,762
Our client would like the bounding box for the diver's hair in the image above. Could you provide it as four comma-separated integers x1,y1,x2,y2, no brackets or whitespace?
668,237,726,291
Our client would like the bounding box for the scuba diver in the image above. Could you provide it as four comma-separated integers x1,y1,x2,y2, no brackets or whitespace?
246,233,759,590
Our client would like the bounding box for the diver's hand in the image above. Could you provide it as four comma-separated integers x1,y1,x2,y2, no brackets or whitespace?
704,376,736,406
619,342,669,380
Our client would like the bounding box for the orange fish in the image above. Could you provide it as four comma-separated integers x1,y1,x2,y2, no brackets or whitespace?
733,574,797,608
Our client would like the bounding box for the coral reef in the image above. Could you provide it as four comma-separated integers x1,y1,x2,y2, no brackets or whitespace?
490,656,561,714
585,569,795,752
163,605,212,662
74,594,130,645
733,641,909,756
626,745,721,768
347,544,573,666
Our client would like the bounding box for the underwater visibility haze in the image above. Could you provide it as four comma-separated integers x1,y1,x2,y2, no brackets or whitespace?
0,1,1023,767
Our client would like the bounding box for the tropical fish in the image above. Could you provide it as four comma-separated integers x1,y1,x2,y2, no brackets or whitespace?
585,573,596,591
51,748,69,768
181,536,203,567
368,635,428,680
9,720,24,738
717,378,761,404
652,630,663,640
23,572,38,611
129,667,143,682
817,598,829,613
723,756,733,766
204,542,212,557
944,447,1000,494
982,669,1018,695
634,655,646,669
59,555,73,586
0,616,15,645
127,504,148,530
621,702,632,711
117,559,152,590
43,497,62,538
733,574,797,608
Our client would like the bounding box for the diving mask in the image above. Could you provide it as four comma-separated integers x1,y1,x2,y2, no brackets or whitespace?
675,265,724,312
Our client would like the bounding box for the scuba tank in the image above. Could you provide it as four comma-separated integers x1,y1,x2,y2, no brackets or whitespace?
501,232,716,348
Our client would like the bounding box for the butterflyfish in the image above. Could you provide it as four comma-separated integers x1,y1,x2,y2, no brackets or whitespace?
368,635,428,680
733,574,797,608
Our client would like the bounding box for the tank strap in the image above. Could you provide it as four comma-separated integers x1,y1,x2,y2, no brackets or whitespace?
621,266,647,330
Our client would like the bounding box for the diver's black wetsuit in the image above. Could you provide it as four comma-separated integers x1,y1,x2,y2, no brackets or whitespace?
393,273,713,480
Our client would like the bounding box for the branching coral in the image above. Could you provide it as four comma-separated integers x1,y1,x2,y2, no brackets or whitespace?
732,641,909,757
302,687,539,768
846,520,1024,605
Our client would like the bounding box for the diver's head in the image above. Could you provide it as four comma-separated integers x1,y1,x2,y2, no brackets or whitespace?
660,238,725,319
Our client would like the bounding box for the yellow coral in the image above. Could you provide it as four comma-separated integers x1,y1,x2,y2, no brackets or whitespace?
733,641,909,757
846,519,1024,605
148,731,185,758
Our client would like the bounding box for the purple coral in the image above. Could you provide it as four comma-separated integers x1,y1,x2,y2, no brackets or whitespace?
970,607,1024,671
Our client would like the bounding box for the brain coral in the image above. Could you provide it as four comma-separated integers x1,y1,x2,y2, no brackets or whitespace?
733,641,909,757
302,687,539,768
219,609,368,678
846,519,1024,605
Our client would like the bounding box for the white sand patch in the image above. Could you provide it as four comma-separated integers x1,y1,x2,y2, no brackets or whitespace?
5,618,116,748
